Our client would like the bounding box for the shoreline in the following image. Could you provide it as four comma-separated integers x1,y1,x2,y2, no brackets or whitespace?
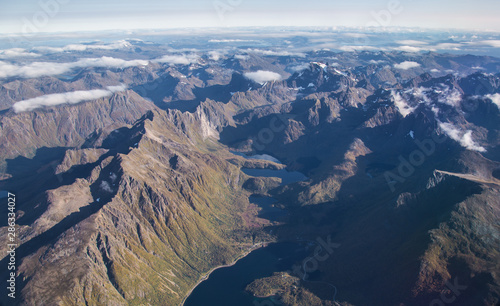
179,242,269,306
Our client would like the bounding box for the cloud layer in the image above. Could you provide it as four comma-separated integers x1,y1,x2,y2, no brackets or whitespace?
0,48,40,59
243,70,282,84
12,84,127,113
394,61,421,70
153,54,200,65
0,57,149,79
245,49,306,57
34,40,132,53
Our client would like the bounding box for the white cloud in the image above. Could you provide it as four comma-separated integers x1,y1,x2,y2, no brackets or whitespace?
394,61,421,70
392,91,416,117
289,63,311,72
311,42,339,50
431,106,440,116
244,70,282,84
395,42,462,52
467,40,500,48
482,40,500,48
100,181,113,193
485,93,500,109
438,88,462,107
153,54,199,65
0,57,148,79
438,122,486,152
395,46,424,52
34,40,132,53
413,87,432,104
434,43,462,50
77,57,149,69
0,48,40,59
208,50,224,61
369,60,386,65
393,41,460,52
412,85,462,108
234,54,249,61
396,40,429,46
209,39,254,43
339,45,382,52
342,33,369,38
245,48,306,57
12,84,127,113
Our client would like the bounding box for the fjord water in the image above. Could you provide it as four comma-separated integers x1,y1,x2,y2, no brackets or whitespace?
184,242,309,306
184,154,308,305
0,190,8,198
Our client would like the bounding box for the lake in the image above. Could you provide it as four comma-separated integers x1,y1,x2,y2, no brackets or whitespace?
233,151,308,186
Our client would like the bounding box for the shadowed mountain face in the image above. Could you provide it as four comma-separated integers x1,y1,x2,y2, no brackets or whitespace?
0,49,499,306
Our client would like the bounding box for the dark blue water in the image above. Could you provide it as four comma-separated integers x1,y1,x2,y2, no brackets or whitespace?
184,242,309,306
249,195,286,222
235,151,308,186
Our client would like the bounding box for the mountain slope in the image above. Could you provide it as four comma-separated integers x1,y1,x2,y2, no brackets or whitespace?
0,110,272,305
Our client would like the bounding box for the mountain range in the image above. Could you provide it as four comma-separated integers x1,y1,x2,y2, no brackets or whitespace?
0,44,499,305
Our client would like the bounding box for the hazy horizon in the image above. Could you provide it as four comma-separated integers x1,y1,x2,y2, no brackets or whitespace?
1,0,499,36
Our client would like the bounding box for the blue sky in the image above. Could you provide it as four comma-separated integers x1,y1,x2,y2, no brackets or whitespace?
0,0,499,34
